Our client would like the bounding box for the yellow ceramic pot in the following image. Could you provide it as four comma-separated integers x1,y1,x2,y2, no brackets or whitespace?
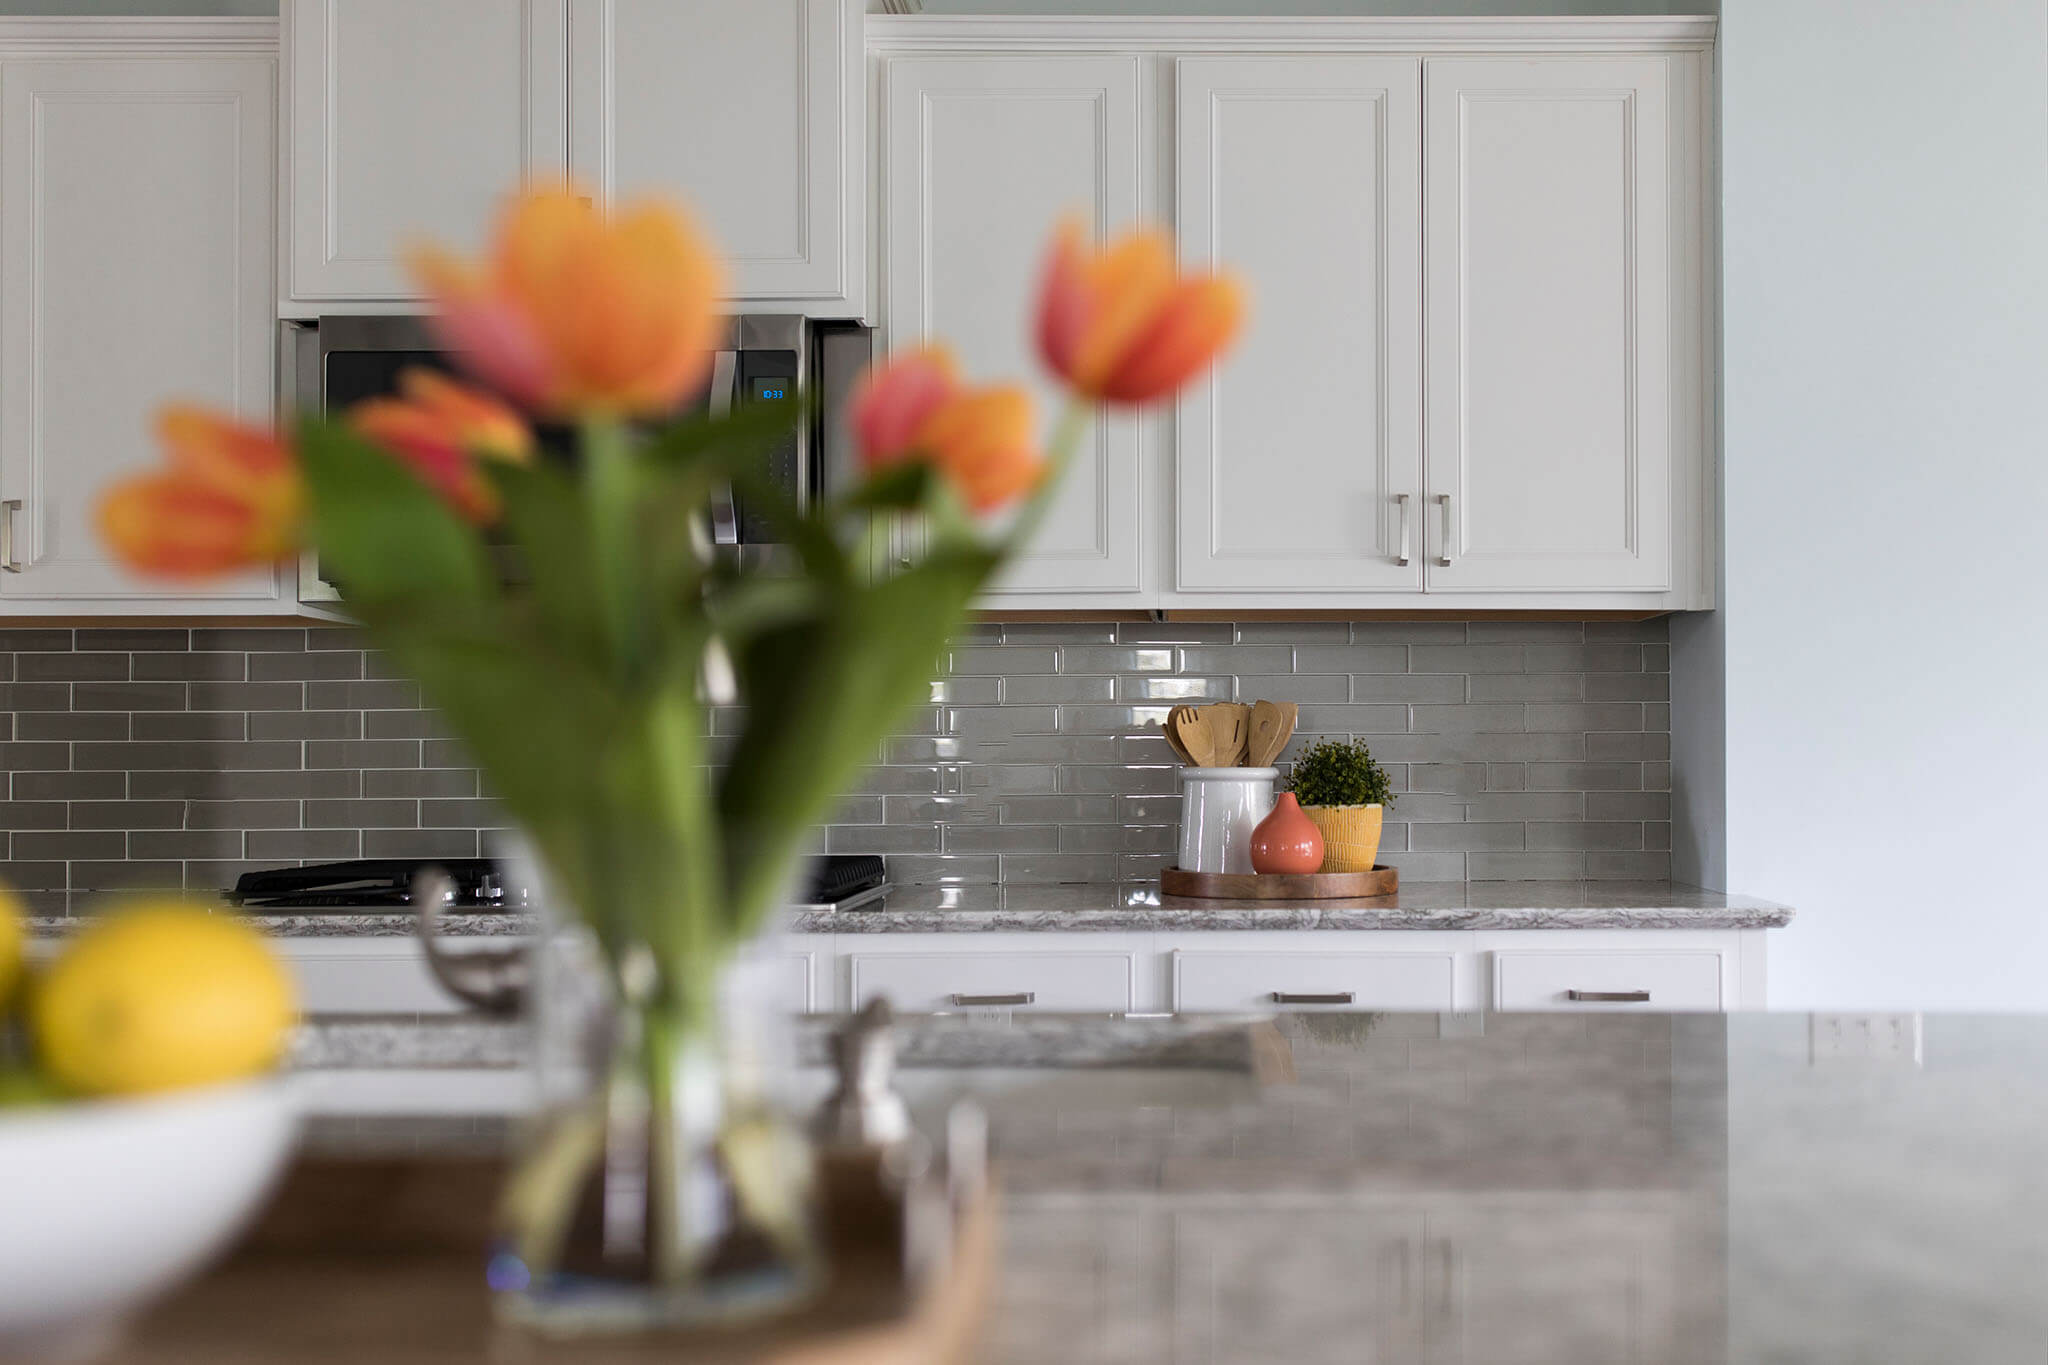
1301,804,1383,874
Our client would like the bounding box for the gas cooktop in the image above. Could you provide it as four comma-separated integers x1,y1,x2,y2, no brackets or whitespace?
225,855,889,913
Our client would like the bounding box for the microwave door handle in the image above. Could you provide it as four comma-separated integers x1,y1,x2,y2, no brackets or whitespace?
707,349,740,546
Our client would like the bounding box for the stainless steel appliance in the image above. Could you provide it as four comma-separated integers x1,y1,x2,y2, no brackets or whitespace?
281,314,874,598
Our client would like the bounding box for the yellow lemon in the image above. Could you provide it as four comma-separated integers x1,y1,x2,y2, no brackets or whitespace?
32,902,295,1096
0,886,22,1015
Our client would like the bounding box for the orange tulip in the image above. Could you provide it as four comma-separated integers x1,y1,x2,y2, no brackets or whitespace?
349,369,534,522
1036,218,1245,404
410,185,724,419
850,349,1044,513
97,406,302,578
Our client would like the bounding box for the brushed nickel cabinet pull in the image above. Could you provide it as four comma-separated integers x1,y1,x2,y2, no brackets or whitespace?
1,499,20,572
950,991,1034,1007
1393,492,1411,567
1271,991,1354,1005
1434,492,1454,567
1567,989,1651,1003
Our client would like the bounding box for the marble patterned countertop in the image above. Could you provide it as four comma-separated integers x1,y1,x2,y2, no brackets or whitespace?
286,1008,2048,1360
33,879,1790,938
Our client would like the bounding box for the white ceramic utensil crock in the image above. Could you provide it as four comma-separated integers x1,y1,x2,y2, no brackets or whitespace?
1177,767,1278,875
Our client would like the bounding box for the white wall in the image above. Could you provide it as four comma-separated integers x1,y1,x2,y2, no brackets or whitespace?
1720,0,2048,1009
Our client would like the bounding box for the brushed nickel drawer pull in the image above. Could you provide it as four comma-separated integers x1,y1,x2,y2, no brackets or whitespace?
1393,492,1411,567
1271,991,1355,1005
950,991,1034,1007
1567,989,1651,1003
1433,492,1454,567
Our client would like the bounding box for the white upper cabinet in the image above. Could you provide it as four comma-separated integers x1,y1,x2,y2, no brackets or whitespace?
569,0,863,314
0,52,287,611
1422,57,1675,594
882,54,1146,598
284,0,570,305
1175,56,1423,595
283,0,861,313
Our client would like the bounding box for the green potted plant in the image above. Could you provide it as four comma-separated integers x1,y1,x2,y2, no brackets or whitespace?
1287,738,1396,874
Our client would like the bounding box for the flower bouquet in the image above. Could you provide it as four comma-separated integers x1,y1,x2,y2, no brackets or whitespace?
99,188,1241,1329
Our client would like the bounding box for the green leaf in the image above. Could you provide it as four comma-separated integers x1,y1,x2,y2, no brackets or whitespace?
715,542,1000,934
296,418,494,608
642,396,805,480
834,461,938,515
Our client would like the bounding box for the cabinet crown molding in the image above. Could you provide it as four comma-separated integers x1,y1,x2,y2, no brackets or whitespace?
0,17,279,54
867,14,1717,54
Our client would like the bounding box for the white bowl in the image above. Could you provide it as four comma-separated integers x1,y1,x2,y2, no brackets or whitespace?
0,1077,299,1361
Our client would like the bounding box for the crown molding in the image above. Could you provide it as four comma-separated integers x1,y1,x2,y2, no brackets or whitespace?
868,14,1717,54
0,17,280,55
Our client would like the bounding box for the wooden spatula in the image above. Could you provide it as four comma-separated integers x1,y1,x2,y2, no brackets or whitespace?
1247,699,1298,768
1158,714,1197,765
1169,705,1216,767
1203,702,1251,767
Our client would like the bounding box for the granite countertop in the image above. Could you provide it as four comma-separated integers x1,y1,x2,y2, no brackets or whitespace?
787,878,1793,932
35,878,1789,938
287,1008,2048,1360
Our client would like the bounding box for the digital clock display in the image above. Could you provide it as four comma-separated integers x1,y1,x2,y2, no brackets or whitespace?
753,379,790,403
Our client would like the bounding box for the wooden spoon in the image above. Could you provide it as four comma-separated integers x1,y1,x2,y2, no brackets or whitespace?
1169,705,1216,767
1202,702,1251,767
1247,699,1299,768
1157,714,1197,765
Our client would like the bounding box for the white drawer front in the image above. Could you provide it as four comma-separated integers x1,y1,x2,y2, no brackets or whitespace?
850,951,1135,1013
1173,951,1456,1012
1493,950,1725,1012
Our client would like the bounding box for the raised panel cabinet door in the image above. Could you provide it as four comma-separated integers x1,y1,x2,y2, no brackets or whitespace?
1172,1204,1425,1364
0,57,285,605
1422,57,1673,593
1423,1201,1678,1365
1174,56,1423,593
286,0,569,302
569,0,860,307
883,55,1144,596
1172,950,1455,1012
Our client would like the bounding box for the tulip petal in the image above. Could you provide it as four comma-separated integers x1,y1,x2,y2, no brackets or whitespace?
1067,228,1176,394
913,385,1044,513
1097,274,1247,404
411,245,557,410
850,348,964,470
1035,218,1094,387
97,473,287,579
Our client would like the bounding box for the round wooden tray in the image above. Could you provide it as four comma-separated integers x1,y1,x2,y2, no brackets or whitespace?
1160,865,1399,899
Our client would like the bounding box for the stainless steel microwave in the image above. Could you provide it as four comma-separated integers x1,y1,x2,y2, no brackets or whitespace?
280,314,874,599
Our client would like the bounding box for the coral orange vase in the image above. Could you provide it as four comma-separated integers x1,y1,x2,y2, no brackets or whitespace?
1248,792,1325,876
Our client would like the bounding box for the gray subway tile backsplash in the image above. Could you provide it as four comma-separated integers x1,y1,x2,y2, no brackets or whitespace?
1,619,1673,910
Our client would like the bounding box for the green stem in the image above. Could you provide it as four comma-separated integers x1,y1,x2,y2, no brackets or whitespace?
582,414,640,673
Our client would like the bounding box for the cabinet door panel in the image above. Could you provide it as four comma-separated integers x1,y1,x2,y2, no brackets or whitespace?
1175,57,1423,593
287,0,569,302
884,55,1144,596
1173,1206,1424,1364
569,0,857,305
0,58,284,604
1423,57,1671,592
1425,1203,1677,1364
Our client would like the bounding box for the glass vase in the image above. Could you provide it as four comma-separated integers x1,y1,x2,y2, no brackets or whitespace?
489,845,820,1335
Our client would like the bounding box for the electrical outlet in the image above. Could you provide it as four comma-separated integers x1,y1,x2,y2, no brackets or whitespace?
1808,1013,1923,1065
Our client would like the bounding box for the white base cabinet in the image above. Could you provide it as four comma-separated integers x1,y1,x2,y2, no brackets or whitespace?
234,927,1767,1018
797,928,1765,1014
